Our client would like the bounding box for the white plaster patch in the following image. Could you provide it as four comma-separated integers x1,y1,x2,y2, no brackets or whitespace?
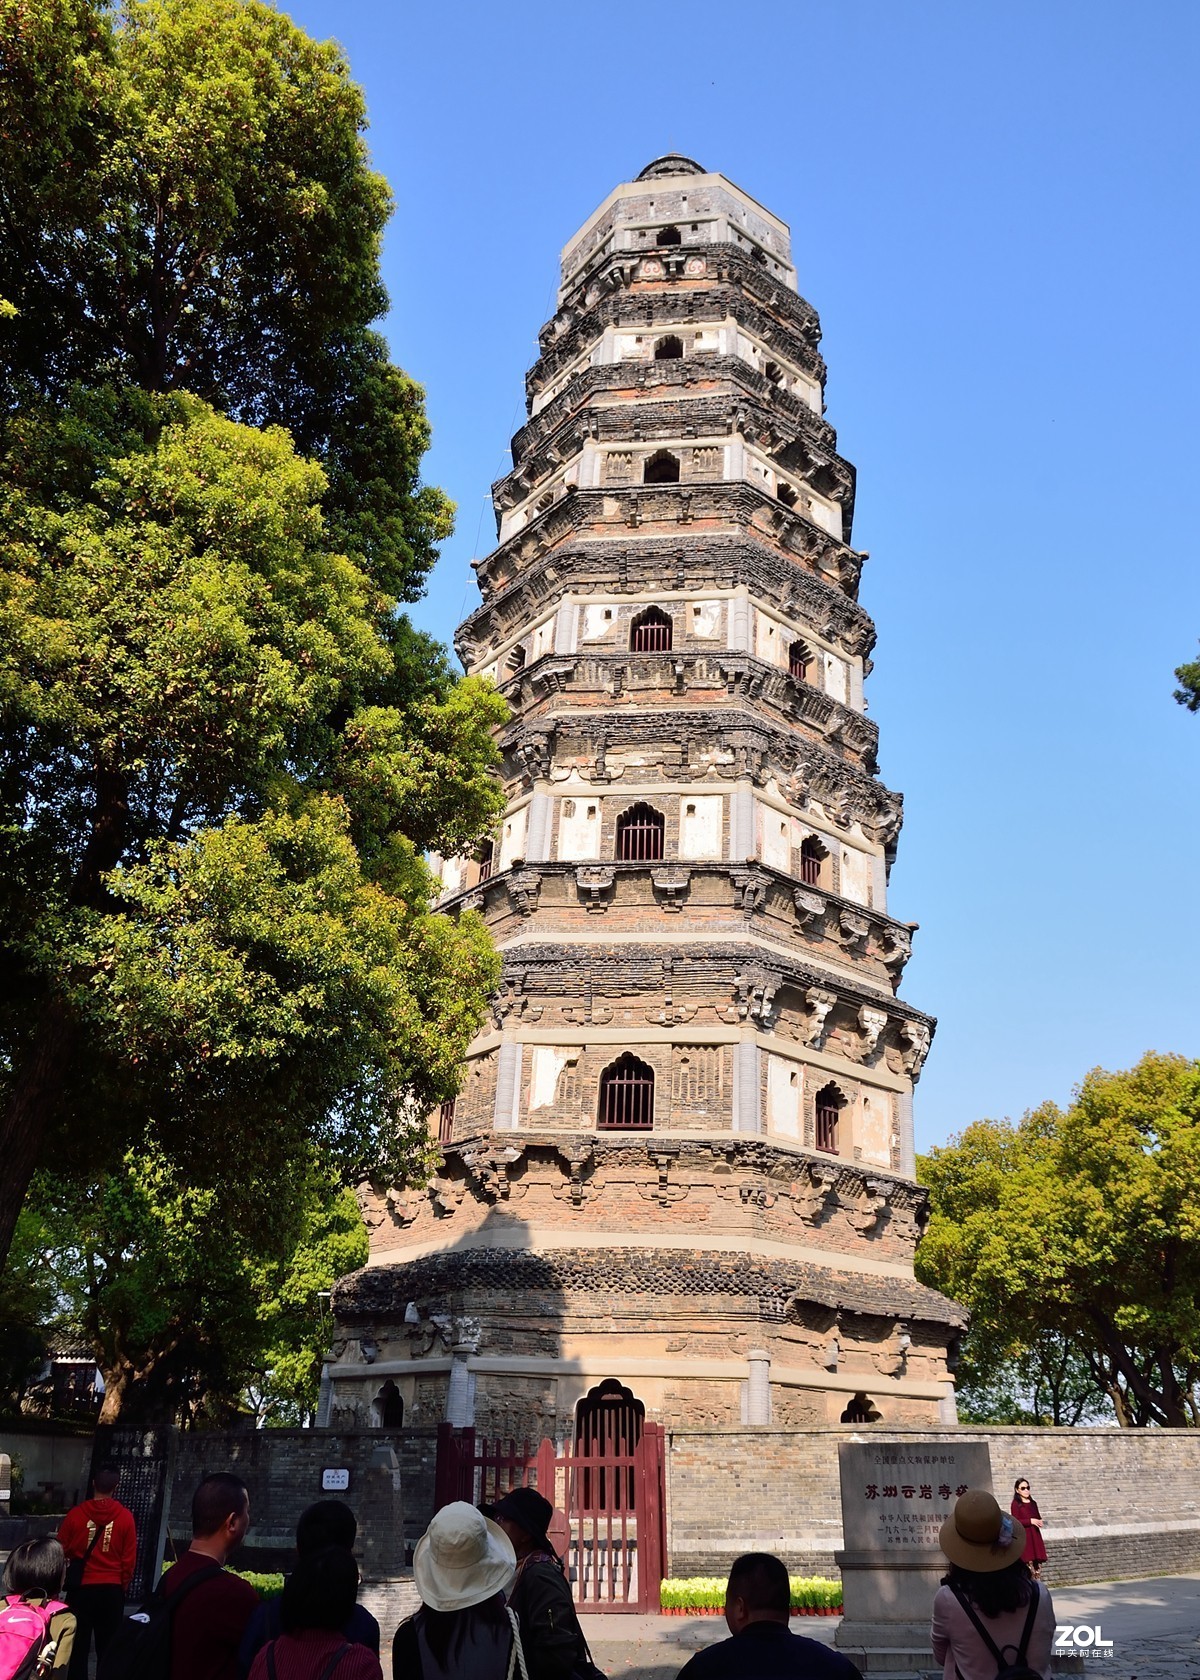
498,806,528,871
529,1045,581,1111
766,1055,802,1139
858,1090,891,1167
840,846,871,906
680,795,723,860
760,805,793,872
824,652,848,702
690,600,722,639
581,604,617,642
557,797,601,860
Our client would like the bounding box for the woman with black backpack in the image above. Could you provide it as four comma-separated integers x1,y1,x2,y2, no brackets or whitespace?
932,1490,1056,1680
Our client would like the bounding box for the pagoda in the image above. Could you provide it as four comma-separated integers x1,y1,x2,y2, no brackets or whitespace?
331,157,964,1440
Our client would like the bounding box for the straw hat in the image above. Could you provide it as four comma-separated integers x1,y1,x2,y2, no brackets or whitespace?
413,1502,516,1611
939,1489,1027,1573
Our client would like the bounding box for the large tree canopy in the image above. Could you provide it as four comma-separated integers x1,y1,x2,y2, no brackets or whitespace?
0,0,439,598
0,0,507,1274
917,1053,1200,1427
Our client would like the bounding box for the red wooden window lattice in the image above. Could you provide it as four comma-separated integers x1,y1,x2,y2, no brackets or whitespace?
788,640,810,683
616,804,664,862
575,1380,645,1513
437,1099,456,1144
800,838,824,887
629,608,672,653
816,1085,841,1154
477,842,494,882
598,1054,654,1131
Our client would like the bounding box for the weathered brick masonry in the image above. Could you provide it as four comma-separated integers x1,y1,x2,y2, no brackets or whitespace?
665,1427,1200,1584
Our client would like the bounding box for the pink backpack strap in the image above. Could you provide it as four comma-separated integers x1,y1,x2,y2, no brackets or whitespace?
45,1602,67,1619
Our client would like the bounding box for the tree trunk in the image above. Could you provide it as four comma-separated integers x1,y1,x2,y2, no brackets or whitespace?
97,1362,132,1426
0,998,76,1271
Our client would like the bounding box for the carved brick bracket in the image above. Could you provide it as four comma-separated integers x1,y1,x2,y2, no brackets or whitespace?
508,868,542,916
574,864,615,913
803,986,837,1047
793,886,825,930
901,1019,931,1078
650,865,691,911
857,1005,888,1061
836,908,870,952
731,866,771,916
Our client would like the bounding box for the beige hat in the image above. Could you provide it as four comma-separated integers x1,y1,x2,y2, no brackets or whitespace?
413,1502,517,1611
939,1489,1027,1573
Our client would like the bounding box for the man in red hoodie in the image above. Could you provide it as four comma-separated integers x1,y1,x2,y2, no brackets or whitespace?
58,1461,137,1680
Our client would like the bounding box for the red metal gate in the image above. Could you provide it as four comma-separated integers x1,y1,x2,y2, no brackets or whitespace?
434,1421,666,1612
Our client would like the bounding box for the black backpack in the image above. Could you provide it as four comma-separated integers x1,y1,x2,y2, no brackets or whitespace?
96,1563,222,1680
951,1582,1042,1680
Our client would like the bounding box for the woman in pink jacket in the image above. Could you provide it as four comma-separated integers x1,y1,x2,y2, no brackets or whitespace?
931,1490,1056,1680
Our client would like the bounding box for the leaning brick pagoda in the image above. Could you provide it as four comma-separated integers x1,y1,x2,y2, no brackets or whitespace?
331,157,964,1438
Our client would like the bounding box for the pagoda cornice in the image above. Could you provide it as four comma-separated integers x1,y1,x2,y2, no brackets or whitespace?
542,241,823,362
471,482,864,604
442,859,914,989
494,376,856,529
509,355,842,471
456,535,876,666
527,250,827,399
464,935,936,1050
334,1237,964,1332
497,649,879,772
501,707,901,842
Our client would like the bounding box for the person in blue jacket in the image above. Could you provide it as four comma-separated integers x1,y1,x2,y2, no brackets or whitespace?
239,1500,379,1676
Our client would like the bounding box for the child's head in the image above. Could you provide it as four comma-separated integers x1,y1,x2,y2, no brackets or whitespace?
2,1537,67,1601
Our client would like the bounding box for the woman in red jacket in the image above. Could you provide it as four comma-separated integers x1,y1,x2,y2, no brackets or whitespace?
1011,1478,1047,1579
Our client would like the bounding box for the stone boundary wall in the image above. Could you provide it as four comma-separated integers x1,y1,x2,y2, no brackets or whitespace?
665,1426,1200,1585
165,1428,437,1580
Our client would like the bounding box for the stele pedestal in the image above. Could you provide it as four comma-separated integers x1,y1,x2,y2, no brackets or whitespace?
834,1438,994,1674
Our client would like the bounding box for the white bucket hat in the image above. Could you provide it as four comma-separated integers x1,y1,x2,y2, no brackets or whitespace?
413,1502,517,1612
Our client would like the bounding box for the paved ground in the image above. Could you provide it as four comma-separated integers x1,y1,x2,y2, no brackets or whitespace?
580,1574,1200,1680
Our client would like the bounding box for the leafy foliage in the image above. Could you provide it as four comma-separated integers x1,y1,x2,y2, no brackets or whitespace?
1175,648,1200,712
14,1151,369,1425
917,1053,1200,1427
0,0,507,1288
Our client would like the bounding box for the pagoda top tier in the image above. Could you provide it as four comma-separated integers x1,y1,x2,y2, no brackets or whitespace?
558,158,797,304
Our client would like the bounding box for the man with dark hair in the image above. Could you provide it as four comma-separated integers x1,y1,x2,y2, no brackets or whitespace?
676,1553,863,1680
238,1499,379,1675
58,1461,137,1680
159,1473,258,1680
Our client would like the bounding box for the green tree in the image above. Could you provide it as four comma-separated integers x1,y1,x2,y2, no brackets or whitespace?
0,0,507,1268
917,1054,1200,1428
1175,648,1200,712
15,1149,367,1424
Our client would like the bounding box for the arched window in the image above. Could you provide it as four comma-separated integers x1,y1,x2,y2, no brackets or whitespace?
788,640,811,683
506,643,527,674
815,1083,844,1155
575,1380,645,1512
598,1054,655,1131
616,803,664,862
799,835,827,887
476,839,494,883
777,483,798,509
643,449,681,484
629,606,673,652
764,360,784,385
653,335,684,361
656,225,682,246
373,1380,404,1428
437,1098,456,1144
840,1393,881,1424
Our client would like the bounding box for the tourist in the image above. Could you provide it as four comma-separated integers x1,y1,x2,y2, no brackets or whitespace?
1010,1479,1047,1580
676,1553,861,1679
58,1461,136,1680
247,1548,380,1680
493,1488,596,1680
0,1536,75,1674
932,1489,1055,1680
239,1500,380,1674
392,1502,519,1680
159,1473,259,1680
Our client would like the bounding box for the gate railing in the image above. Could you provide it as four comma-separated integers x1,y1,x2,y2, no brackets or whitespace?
434,1422,665,1612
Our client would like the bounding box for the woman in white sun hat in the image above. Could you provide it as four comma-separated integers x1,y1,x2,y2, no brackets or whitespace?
931,1489,1056,1680
392,1502,524,1680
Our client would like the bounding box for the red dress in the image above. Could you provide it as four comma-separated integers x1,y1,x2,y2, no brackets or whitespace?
1012,1496,1047,1565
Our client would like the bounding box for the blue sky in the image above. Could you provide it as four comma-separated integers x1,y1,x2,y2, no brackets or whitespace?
282,0,1199,1151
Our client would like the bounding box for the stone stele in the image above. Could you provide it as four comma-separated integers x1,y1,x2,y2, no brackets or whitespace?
835,1437,994,1670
